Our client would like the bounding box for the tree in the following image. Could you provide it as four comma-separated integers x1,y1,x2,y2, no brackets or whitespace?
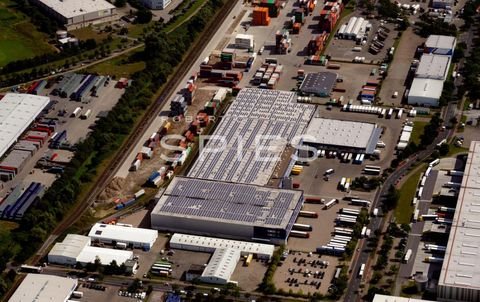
439,143,450,156
115,0,127,7
136,8,153,24
383,185,400,211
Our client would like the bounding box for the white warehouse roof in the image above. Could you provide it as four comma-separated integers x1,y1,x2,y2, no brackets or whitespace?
439,141,480,290
408,78,444,106
303,117,380,152
49,234,90,261
9,274,77,302
88,223,158,248
35,0,115,19
416,54,451,80
425,35,456,50
48,234,133,265
0,93,50,159
373,294,434,302
170,233,275,258
200,248,240,284
78,246,133,265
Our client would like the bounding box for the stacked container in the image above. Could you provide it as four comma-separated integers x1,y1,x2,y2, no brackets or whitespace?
252,7,270,26
170,95,187,117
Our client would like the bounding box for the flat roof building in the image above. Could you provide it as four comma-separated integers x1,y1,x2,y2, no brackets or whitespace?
169,233,275,259
299,72,337,97
438,141,480,302
152,177,304,244
0,93,50,159
302,117,381,154
9,274,77,302
416,54,451,80
32,0,117,30
88,223,158,250
408,78,444,107
48,234,134,266
373,294,434,302
139,0,172,9
424,35,456,56
188,88,315,186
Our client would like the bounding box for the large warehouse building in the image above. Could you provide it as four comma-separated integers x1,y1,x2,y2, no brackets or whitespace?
88,223,158,250
373,294,433,302
48,234,134,266
302,117,382,155
169,233,274,285
187,88,315,186
408,78,444,107
9,274,77,302
139,0,172,9
151,177,304,245
424,35,457,56
31,0,117,29
415,54,451,81
169,233,274,258
437,141,480,302
0,93,50,159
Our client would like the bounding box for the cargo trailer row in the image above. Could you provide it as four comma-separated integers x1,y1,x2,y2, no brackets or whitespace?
369,26,390,54
0,182,44,220
396,123,412,150
341,104,386,117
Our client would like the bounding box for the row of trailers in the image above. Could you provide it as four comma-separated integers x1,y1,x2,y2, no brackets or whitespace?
317,208,362,256
150,262,173,277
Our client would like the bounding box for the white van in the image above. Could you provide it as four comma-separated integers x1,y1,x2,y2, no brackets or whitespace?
325,169,335,175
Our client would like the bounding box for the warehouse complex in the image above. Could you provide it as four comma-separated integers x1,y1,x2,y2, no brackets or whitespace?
88,223,158,250
9,274,77,302
187,88,315,186
302,117,381,155
409,35,456,107
169,233,274,284
139,0,172,9
151,177,304,244
0,93,50,159
299,72,338,97
438,141,480,302
48,234,134,266
31,0,117,29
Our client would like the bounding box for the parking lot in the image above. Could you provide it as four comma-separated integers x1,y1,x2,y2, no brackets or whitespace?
77,282,135,302
273,251,339,295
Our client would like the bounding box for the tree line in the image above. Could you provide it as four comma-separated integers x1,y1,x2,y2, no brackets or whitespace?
0,0,225,297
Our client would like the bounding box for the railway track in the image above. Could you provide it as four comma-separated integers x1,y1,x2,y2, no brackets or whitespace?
29,0,238,264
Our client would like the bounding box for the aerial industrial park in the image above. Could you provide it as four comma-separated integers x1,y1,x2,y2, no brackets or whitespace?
0,0,479,301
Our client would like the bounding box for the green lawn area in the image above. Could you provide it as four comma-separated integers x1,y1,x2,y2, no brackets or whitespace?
395,164,426,224
164,0,209,33
447,143,468,157
70,27,109,42
0,0,54,66
410,121,428,145
86,49,146,78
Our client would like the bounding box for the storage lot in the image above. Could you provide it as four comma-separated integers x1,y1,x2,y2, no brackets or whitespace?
77,283,133,302
273,251,339,295
326,16,398,62
288,202,366,251
0,77,124,200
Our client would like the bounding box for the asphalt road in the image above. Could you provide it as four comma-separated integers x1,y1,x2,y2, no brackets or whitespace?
344,126,453,301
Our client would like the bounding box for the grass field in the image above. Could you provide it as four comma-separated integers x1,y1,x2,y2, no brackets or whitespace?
0,0,54,66
395,164,426,224
70,27,109,42
164,0,209,33
411,121,428,145
87,50,146,78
